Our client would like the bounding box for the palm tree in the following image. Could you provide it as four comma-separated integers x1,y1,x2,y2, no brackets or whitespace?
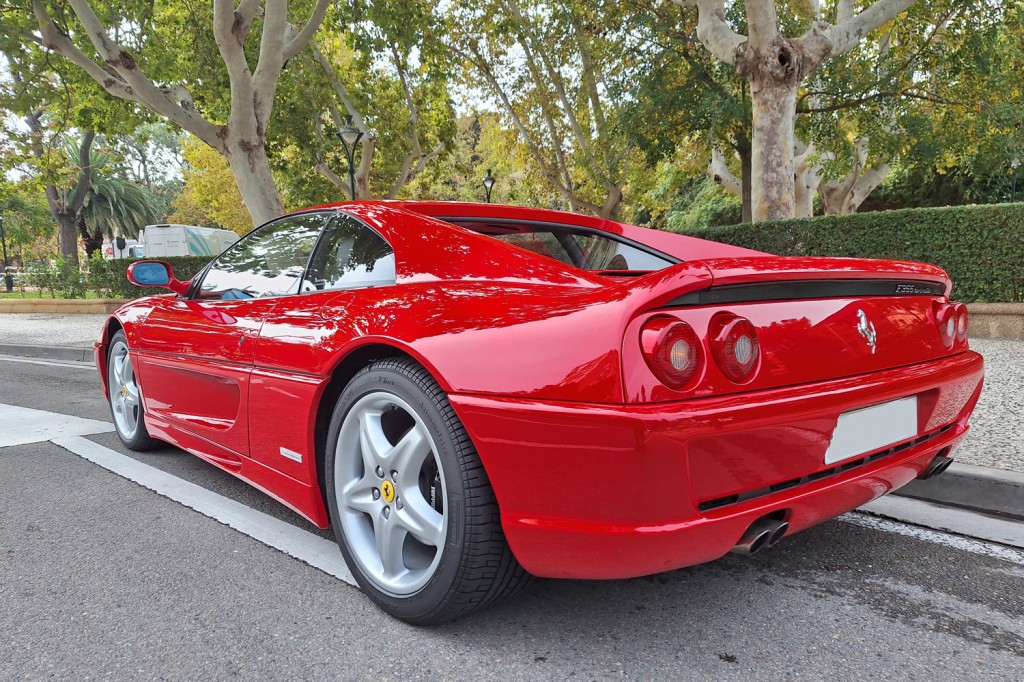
64,141,161,259
80,172,161,258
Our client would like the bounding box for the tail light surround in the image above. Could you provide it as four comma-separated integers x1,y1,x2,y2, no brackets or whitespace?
953,302,968,343
639,317,703,389
933,301,957,348
709,313,761,383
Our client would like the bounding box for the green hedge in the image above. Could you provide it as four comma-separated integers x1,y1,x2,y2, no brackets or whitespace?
87,256,212,298
685,203,1024,302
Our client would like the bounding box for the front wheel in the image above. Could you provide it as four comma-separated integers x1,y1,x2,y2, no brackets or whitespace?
325,358,529,624
107,330,157,451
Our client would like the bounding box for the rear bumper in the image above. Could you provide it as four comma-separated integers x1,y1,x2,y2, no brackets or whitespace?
449,351,984,579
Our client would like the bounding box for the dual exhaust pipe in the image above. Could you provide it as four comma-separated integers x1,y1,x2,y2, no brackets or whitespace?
918,451,954,480
731,449,954,556
730,517,789,556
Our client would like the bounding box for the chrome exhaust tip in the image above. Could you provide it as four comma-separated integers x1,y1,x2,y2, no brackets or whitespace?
730,518,790,556
918,453,954,480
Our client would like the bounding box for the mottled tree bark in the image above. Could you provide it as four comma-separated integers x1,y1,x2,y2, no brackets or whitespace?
676,0,916,221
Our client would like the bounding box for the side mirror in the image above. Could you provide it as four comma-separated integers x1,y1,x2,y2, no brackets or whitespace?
126,260,190,296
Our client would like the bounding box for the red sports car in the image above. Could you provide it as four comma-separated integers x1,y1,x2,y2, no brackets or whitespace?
96,201,984,623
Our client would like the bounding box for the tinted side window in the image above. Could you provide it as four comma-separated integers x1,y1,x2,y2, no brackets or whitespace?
304,214,395,292
197,213,330,299
489,228,672,271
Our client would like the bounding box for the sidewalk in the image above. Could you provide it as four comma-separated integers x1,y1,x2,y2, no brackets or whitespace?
1,312,1022,524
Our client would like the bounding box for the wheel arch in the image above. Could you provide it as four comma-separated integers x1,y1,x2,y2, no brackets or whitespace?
313,341,448,515
97,316,126,399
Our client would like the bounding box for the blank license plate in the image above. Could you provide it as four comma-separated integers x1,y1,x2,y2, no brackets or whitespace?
823,396,918,465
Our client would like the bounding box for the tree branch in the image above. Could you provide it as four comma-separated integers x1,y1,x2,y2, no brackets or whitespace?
66,131,96,215
804,0,916,62
35,0,223,149
234,0,263,39
283,0,331,62
30,3,132,100
708,147,741,197
744,0,780,52
672,0,746,65
310,44,367,130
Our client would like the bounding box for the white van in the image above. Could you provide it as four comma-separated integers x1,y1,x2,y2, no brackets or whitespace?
139,224,240,258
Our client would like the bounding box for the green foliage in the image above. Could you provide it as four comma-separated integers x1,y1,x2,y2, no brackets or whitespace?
641,167,742,231
690,203,1024,302
407,113,561,207
87,255,212,299
24,257,88,299
0,183,54,260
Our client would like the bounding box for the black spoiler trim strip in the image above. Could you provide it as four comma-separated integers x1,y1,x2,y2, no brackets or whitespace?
667,279,946,306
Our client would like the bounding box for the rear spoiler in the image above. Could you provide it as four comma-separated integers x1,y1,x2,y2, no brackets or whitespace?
624,256,951,311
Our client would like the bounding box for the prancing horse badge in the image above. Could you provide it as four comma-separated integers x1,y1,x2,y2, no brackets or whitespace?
856,309,877,354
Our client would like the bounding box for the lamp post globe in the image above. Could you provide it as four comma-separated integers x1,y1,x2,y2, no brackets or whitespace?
336,115,365,201
482,168,496,203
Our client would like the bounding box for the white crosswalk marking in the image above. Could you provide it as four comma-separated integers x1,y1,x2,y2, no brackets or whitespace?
0,403,113,447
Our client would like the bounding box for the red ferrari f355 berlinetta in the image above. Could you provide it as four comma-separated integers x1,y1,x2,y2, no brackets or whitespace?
96,201,984,623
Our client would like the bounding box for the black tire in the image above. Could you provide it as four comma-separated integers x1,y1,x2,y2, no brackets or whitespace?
325,357,530,624
107,330,157,451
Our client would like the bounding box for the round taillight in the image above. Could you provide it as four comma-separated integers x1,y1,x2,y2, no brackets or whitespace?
954,303,968,342
640,317,703,389
709,313,760,383
934,302,956,348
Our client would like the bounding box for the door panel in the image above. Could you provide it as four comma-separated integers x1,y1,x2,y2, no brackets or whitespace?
134,297,280,457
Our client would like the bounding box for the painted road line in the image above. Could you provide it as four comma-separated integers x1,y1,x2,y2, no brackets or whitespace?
0,403,113,447
51,435,356,587
0,354,95,370
842,511,1024,566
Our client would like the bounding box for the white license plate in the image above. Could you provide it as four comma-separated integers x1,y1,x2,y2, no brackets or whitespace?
823,396,918,465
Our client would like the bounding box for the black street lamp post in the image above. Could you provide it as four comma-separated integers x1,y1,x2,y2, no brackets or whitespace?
0,210,13,293
336,115,365,201
482,169,496,203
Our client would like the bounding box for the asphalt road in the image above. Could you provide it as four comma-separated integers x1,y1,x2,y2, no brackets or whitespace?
1,356,1023,680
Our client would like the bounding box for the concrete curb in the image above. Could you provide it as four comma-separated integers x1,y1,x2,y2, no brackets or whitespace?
0,344,94,362
0,299,127,314
892,461,1024,521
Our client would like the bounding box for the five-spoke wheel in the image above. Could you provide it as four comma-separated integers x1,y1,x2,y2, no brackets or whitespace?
326,358,529,623
334,391,448,595
107,330,156,451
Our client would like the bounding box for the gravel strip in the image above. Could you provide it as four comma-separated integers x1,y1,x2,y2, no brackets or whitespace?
0,312,108,347
955,338,1024,473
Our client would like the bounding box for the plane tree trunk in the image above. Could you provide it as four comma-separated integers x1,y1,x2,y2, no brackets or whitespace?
676,0,916,221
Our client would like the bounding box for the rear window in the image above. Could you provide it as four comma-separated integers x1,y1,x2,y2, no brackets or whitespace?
450,220,675,272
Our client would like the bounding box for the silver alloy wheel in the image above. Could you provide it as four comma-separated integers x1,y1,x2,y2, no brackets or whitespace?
108,339,141,440
334,391,449,596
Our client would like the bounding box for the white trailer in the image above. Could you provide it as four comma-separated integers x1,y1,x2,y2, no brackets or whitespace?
139,224,240,258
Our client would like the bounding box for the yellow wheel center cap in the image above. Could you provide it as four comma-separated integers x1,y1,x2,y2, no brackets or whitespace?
121,385,129,398
381,480,395,504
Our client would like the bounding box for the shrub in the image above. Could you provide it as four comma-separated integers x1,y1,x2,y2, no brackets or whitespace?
87,255,212,298
684,203,1024,302
23,258,87,298
666,177,743,233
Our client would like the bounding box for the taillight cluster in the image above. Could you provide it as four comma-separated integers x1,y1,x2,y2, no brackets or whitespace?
934,301,968,348
640,313,760,390
709,313,760,383
639,317,703,389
